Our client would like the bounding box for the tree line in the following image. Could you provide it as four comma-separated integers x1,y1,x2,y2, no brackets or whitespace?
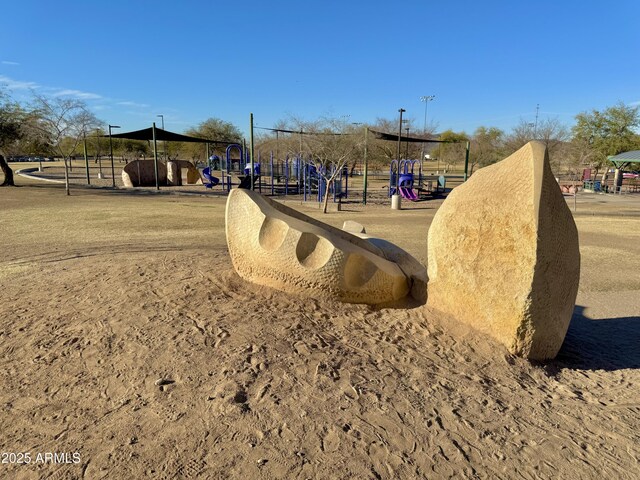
2,86,639,192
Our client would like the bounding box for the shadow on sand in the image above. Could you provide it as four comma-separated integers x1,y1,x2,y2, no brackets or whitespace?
550,305,640,372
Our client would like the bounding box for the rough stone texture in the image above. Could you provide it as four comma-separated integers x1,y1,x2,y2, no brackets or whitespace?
122,160,200,187
122,160,167,188
226,189,410,304
427,141,580,360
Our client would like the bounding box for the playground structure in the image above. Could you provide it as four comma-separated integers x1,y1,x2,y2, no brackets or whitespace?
388,159,447,201
389,159,420,200
205,144,349,204
105,123,463,205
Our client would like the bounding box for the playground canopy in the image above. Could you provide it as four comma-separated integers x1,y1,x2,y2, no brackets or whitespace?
369,129,454,143
106,127,229,144
608,150,640,170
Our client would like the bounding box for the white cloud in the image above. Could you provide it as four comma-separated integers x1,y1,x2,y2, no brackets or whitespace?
1,61,20,66
0,74,38,90
117,101,149,108
53,89,102,100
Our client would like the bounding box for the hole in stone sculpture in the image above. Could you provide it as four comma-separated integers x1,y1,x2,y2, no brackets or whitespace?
258,216,289,252
344,254,378,288
296,232,334,269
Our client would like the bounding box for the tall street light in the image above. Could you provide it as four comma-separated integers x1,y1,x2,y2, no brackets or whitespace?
157,114,165,160
420,95,435,179
109,124,120,187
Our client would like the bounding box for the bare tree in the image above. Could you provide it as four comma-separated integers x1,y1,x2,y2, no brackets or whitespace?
30,94,101,195
305,123,360,213
272,116,359,213
504,117,570,172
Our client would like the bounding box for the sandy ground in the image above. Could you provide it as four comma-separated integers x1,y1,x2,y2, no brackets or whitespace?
1,170,639,479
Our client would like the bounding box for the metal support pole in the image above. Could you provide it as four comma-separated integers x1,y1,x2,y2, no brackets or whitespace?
250,113,255,190
83,132,90,185
393,108,405,209
464,141,470,181
152,122,159,190
157,114,165,160
95,129,103,179
109,127,114,187
363,127,369,205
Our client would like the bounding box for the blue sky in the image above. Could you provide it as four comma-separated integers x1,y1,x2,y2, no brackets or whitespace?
1,0,638,137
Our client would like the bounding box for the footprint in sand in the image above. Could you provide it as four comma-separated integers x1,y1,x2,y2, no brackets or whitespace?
322,428,341,452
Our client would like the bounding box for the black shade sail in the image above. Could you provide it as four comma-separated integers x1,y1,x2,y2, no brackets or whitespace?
369,129,462,143
104,127,230,144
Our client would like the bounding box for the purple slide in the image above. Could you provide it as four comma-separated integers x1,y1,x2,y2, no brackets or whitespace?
399,187,418,201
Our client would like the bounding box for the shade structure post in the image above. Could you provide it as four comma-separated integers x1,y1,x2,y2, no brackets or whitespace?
363,127,369,205
250,113,255,190
464,141,470,181
83,132,90,185
152,122,159,190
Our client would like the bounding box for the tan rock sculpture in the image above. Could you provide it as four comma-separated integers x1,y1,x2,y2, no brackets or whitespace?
122,160,167,188
226,189,410,304
341,222,428,304
427,141,580,360
122,160,200,187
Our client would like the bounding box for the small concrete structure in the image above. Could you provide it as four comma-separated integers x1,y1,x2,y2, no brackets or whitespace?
226,189,411,305
427,141,580,360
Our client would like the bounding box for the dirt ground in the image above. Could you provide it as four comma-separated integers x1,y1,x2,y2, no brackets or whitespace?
1,169,639,479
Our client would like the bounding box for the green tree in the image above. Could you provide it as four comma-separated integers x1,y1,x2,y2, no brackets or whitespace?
469,126,504,175
183,118,243,165
572,102,640,173
431,130,468,172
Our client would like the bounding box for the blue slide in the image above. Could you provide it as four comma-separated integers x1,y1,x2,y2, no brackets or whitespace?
202,167,220,189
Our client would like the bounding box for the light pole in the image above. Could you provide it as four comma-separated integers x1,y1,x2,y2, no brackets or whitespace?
108,124,120,187
420,95,435,177
157,114,165,160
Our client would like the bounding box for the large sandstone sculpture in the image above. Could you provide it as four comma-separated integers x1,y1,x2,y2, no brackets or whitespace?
121,160,200,187
427,141,580,360
122,160,167,187
225,189,411,305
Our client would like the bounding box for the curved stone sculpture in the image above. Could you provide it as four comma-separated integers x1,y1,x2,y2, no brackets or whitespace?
121,160,200,187
122,160,167,188
427,141,580,360
342,221,428,304
225,189,410,304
